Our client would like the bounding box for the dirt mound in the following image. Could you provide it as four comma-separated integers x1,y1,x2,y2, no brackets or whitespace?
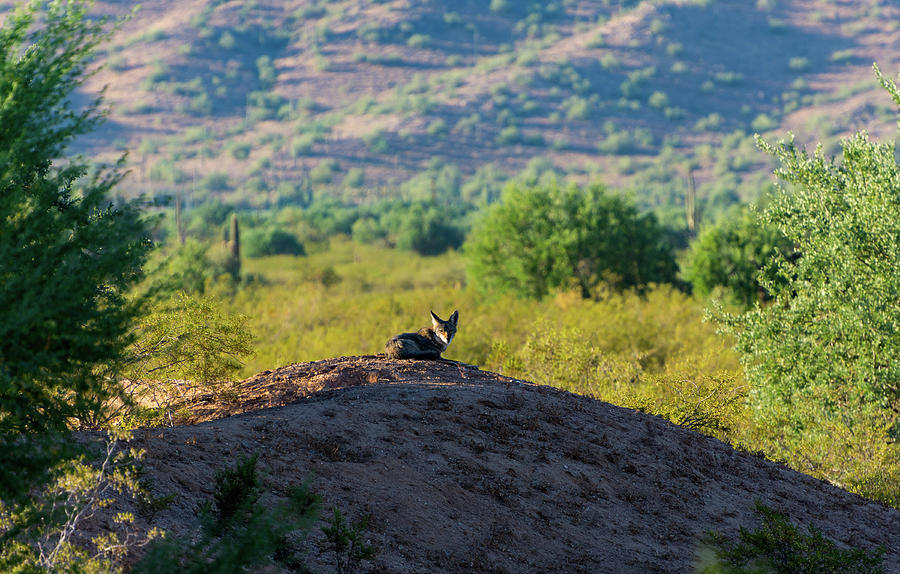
179,356,498,423
107,357,899,573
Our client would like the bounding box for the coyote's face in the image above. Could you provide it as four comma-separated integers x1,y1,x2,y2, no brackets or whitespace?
431,310,459,346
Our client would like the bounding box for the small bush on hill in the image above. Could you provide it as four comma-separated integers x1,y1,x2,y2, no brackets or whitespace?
135,456,321,574
121,293,254,424
699,501,885,574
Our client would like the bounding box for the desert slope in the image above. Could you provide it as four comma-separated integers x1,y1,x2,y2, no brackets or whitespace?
109,357,898,573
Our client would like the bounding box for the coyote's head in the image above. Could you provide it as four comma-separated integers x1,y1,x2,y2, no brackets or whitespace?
431,310,459,346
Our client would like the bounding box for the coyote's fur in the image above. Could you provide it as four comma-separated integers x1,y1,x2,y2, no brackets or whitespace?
385,310,458,360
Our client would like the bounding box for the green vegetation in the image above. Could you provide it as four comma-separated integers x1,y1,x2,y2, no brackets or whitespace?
716,68,900,505
135,455,322,573
321,506,376,574
466,181,676,298
700,501,885,574
0,0,149,500
5,1,900,569
685,206,793,307
0,4,156,572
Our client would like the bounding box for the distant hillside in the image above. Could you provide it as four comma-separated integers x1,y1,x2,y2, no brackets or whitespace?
5,0,900,224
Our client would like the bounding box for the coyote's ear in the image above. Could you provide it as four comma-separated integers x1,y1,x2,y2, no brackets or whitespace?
449,310,459,325
430,310,441,325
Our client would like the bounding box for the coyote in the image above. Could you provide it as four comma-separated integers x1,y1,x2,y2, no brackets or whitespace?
385,310,459,360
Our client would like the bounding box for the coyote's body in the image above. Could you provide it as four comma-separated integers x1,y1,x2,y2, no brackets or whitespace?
385,310,458,360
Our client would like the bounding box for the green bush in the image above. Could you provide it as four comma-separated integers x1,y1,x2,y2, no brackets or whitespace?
466,181,677,298
0,0,150,499
343,167,366,188
200,171,231,192
228,142,253,160
310,159,340,184
496,125,522,145
426,118,448,137
406,33,431,48
208,453,261,531
715,67,900,500
124,293,255,407
321,507,376,574
387,202,465,256
135,457,321,574
291,133,318,157
700,501,885,574
363,129,390,153
625,372,748,441
243,227,306,257
684,206,794,307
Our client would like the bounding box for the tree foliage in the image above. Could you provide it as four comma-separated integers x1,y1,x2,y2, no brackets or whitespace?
685,205,794,307
0,0,149,499
130,295,254,388
716,66,900,456
465,180,677,298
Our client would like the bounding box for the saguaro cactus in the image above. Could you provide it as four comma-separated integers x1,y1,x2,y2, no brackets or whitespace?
226,212,241,282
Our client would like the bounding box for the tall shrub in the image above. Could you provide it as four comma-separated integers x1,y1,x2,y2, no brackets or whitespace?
0,0,149,499
715,66,900,498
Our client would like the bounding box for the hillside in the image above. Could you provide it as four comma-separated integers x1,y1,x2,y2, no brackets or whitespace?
5,0,899,221
89,357,899,573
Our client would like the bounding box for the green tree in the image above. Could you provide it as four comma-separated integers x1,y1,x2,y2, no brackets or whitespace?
465,181,677,298
243,226,305,258
392,202,465,256
685,205,794,307
715,66,900,486
0,0,149,500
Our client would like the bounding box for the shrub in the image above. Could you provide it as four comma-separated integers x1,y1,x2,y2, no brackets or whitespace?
648,90,669,109
700,501,885,574
715,67,900,495
751,113,778,132
123,293,255,414
291,133,318,157
496,125,522,145
406,33,430,48
625,372,748,441
199,171,231,192
465,181,677,298
321,507,376,574
490,0,510,13
135,457,322,573
310,159,340,184
363,129,390,153
228,142,253,160
685,206,794,307
209,453,261,531
391,203,465,256
343,167,365,188
426,118,448,137
788,56,809,72
0,0,150,499
562,95,591,120
351,217,386,244
243,227,306,257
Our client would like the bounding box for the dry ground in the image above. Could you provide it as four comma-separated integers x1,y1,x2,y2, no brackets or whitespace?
94,356,899,573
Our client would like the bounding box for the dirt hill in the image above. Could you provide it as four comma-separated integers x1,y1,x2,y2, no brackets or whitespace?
93,356,899,573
